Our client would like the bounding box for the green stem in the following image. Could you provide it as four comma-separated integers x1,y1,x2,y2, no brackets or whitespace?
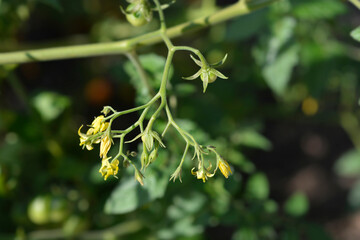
147,49,175,129
153,0,167,31
173,46,207,64
105,93,160,121
349,0,360,10
0,0,279,65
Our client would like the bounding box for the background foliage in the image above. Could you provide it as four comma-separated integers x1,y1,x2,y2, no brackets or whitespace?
0,0,360,239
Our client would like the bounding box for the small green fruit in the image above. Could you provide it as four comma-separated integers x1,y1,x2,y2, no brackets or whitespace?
201,71,217,83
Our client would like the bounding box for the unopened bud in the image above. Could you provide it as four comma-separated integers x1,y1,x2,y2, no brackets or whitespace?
134,169,144,186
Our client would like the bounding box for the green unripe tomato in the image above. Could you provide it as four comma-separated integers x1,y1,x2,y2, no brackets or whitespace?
126,12,147,27
28,195,69,225
126,4,148,27
201,71,217,83
28,195,51,225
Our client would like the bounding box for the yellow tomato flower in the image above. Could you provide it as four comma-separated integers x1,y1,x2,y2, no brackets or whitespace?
99,157,119,180
100,122,109,132
100,135,112,158
78,125,93,150
191,164,214,183
91,115,105,134
218,159,232,179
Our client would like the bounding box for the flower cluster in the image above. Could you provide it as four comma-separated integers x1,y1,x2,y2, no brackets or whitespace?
78,115,118,180
77,1,233,185
190,146,232,183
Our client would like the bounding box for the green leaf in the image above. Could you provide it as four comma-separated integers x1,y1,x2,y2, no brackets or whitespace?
292,0,346,20
124,54,173,105
254,17,299,96
36,0,63,12
174,83,197,97
334,149,360,177
284,192,309,217
233,227,258,240
226,8,267,41
245,172,269,200
264,199,278,214
231,129,272,151
263,44,299,96
351,26,360,42
104,159,169,214
32,92,70,122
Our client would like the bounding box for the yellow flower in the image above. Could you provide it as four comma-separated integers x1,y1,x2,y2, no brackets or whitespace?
91,115,105,134
100,135,112,158
100,122,109,132
99,157,119,180
78,125,93,150
218,159,232,178
191,164,214,183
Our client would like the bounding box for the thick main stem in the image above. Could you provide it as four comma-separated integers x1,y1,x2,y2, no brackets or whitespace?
0,0,279,65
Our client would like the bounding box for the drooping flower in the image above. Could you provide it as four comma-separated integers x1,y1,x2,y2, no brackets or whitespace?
78,125,93,150
91,115,105,134
191,162,215,183
99,157,119,180
78,115,110,152
100,135,113,158
218,158,232,179
183,54,228,92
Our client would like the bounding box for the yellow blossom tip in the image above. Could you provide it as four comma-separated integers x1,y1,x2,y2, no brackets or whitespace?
219,159,232,179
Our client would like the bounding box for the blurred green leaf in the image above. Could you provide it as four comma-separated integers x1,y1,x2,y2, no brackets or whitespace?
104,160,169,214
226,9,267,41
263,44,299,96
280,229,300,240
351,26,360,42
284,192,309,217
245,172,269,200
124,54,173,105
175,83,197,97
32,92,70,122
334,149,360,177
264,199,278,214
231,129,272,151
254,17,298,96
233,227,258,240
175,119,210,144
292,0,346,20
36,0,63,11
167,192,206,220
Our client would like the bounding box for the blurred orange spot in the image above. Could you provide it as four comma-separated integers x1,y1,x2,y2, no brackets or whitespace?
85,78,112,105
20,63,41,81
302,97,318,116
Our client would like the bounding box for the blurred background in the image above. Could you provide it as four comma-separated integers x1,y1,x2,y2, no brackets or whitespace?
1,0,360,239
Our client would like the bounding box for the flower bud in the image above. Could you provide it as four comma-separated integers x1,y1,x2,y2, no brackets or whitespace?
141,131,154,152
140,150,149,170
134,168,144,186
218,157,232,179
123,1,152,27
149,147,158,164
101,106,111,116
